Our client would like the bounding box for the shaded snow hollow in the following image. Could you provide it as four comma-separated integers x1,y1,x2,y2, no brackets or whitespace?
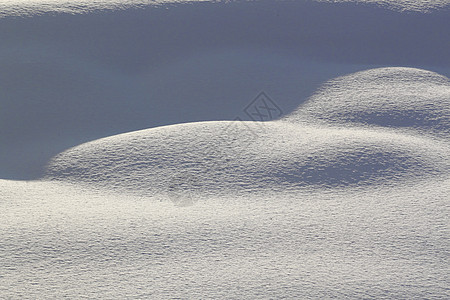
46,68,450,197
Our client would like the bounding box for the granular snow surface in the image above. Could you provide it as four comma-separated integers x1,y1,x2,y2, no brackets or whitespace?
1,0,449,299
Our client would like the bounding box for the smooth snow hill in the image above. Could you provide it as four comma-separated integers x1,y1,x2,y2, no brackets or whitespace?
285,67,450,139
45,68,450,196
1,0,450,180
1,2,450,298
45,121,450,196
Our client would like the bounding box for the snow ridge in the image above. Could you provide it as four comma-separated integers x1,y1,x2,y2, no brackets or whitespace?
2,0,449,180
1,0,449,18
285,68,450,139
46,68,450,196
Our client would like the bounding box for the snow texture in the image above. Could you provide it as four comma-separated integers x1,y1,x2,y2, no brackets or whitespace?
285,67,450,138
45,67,450,196
0,0,449,17
1,177,449,299
1,0,450,299
1,0,450,180
316,0,450,12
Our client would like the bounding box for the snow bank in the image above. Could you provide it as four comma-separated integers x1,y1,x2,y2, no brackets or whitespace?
1,0,449,179
2,1,450,298
285,67,450,138
46,121,448,195
1,0,449,17
45,68,450,196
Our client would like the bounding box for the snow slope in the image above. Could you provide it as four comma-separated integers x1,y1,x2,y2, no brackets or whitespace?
1,0,450,299
285,67,450,138
45,68,450,197
316,0,450,12
1,0,449,17
1,0,450,179
1,177,449,299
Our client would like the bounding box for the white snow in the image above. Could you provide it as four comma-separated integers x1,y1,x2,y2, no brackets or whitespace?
0,0,449,17
2,0,449,179
1,177,449,298
285,67,450,139
316,0,450,12
45,102,450,196
1,0,449,298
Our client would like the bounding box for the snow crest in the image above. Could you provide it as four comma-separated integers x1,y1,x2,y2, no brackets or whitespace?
285,68,450,138
1,0,448,17
45,68,450,196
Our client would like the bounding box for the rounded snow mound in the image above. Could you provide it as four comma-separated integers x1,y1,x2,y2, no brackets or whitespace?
45,121,449,195
285,68,450,138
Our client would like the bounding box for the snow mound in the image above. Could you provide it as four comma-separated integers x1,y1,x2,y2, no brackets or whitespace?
1,0,448,17
285,68,450,138
45,120,449,195
1,0,449,180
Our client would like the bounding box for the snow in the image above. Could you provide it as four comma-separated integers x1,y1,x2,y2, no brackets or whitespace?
316,0,450,12
0,0,449,17
45,114,450,196
1,0,450,298
2,0,449,180
285,67,450,139
1,178,449,298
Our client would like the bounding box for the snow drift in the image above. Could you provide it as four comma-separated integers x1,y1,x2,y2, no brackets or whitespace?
2,1,450,299
1,0,450,179
285,67,450,138
45,121,449,195
1,0,449,17
45,68,450,196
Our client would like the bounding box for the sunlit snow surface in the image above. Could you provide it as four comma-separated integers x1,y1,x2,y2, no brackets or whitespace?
3,67,450,298
45,68,450,196
1,0,450,299
0,0,449,16
1,178,449,298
